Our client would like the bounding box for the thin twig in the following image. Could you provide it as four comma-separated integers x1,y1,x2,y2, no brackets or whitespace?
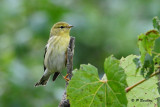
152,51,160,56
59,37,75,107
125,70,160,93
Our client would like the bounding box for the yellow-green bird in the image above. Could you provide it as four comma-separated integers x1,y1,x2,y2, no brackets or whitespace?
35,22,73,86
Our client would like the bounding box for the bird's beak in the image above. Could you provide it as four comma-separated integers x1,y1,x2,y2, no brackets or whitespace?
68,25,74,28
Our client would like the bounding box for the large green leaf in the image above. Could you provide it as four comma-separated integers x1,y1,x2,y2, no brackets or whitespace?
120,55,160,106
67,56,127,107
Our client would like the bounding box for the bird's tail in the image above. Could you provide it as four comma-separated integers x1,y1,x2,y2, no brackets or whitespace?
35,70,51,87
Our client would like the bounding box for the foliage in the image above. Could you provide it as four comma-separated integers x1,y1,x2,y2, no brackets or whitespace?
138,30,159,64
1,0,160,106
67,17,160,107
67,56,127,107
153,16,160,31
120,55,159,106
137,29,160,78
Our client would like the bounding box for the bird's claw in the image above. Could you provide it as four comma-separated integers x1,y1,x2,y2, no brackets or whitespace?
63,74,69,81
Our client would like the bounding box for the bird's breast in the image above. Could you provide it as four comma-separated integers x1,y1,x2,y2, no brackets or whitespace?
45,36,70,72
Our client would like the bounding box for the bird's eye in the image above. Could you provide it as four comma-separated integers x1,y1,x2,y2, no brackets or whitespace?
60,26,65,29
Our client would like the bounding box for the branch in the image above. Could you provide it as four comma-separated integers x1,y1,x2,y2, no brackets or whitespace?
59,37,75,107
152,51,160,56
125,70,160,93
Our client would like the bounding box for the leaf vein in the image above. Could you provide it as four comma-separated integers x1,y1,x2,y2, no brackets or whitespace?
89,83,105,107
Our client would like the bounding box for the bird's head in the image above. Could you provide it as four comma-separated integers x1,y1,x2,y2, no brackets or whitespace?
50,22,73,36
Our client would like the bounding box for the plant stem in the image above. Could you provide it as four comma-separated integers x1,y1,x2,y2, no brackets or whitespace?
59,37,75,107
125,71,160,93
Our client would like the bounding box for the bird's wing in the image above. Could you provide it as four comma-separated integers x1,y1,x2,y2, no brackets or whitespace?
43,46,47,71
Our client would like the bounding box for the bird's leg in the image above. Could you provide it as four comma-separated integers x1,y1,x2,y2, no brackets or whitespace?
64,74,69,81
60,73,69,81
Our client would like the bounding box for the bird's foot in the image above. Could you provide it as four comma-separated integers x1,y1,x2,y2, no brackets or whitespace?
63,74,69,81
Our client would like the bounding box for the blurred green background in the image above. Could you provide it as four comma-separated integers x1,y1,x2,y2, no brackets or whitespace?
0,0,160,106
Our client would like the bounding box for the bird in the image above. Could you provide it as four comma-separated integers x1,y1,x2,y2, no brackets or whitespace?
35,22,73,86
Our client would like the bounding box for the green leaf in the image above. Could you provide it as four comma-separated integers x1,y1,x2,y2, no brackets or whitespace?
140,54,154,79
67,56,127,107
138,30,159,65
157,97,160,107
104,56,127,86
104,56,128,106
120,55,160,106
137,30,160,77
153,16,160,31
138,33,147,64
133,57,141,75
153,54,160,70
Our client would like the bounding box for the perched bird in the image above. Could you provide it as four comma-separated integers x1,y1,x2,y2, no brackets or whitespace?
35,22,73,86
